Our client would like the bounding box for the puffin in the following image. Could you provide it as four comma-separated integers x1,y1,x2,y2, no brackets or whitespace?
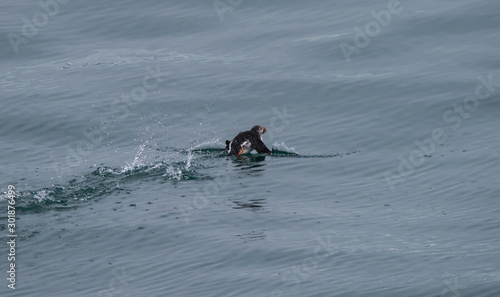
225,125,272,156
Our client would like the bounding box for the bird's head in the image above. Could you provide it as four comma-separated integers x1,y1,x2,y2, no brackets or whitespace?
251,125,267,135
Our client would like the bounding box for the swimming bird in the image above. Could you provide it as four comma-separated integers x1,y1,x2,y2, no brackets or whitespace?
225,125,272,156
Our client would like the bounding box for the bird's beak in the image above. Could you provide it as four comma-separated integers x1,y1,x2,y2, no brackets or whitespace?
262,126,267,134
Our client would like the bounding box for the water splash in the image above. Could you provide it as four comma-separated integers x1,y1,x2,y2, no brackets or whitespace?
185,150,194,170
272,142,298,154
185,139,227,169
122,143,147,172
33,189,52,203
165,166,183,180
0,140,357,212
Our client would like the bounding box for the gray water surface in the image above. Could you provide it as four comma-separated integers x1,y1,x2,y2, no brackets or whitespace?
1,1,499,296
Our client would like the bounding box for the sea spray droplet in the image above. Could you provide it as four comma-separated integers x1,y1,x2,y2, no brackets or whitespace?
185,150,194,170
122,143,147,172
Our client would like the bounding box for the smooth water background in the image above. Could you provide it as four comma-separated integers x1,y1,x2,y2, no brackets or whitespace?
1,0,499,296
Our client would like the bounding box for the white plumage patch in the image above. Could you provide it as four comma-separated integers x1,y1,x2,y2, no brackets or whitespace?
239,140,253,154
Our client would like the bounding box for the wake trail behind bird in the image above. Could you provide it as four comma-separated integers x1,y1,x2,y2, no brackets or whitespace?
0,140,357,213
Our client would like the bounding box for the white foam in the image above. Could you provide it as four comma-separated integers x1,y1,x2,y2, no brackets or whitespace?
33,190,52,202
0,192,8,202
272,142,298,154
145,162,163,172
165,166,183,180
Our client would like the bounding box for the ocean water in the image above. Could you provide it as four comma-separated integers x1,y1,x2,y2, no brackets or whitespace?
1,0,500,296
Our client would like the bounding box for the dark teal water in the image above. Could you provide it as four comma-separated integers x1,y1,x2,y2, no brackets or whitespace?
1,1,500,296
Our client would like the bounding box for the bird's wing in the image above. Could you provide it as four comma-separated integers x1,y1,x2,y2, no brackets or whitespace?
251,137,272,154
